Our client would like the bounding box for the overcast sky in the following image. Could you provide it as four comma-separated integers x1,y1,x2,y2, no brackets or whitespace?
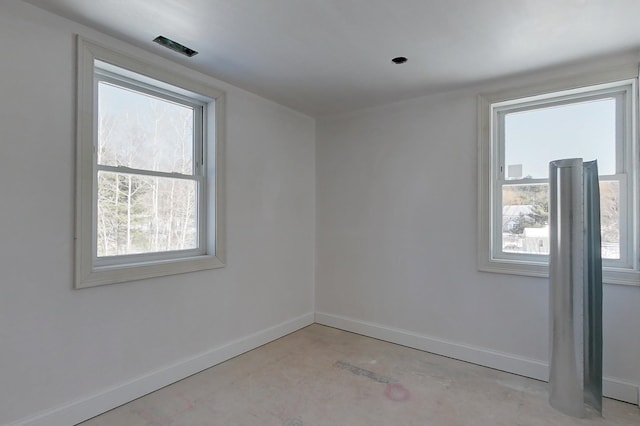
504,97,616,179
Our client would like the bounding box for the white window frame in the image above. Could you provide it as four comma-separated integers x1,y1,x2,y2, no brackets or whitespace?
478,67,640,286
75,36,225,288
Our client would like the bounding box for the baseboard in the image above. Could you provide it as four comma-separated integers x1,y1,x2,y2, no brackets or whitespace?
603,377,640,406
9,312,315,426
315,312,639,405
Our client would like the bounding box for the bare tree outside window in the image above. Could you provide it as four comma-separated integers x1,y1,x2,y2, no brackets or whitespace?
96,81,199,257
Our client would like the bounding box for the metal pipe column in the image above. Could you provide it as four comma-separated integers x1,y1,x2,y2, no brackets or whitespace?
548,158,602,418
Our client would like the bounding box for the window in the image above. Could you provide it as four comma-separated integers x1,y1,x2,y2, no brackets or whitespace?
75,37,225,288
478,72,639,286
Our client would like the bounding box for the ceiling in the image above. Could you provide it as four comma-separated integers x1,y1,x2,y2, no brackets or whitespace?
23,0,640,117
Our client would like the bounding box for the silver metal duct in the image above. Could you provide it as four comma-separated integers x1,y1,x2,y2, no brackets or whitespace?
548,158,603,418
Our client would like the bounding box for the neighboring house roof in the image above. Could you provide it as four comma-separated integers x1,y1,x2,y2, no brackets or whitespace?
502,205,534,217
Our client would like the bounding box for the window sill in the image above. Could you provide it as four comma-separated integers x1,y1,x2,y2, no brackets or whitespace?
478,258,640,286
76,254,225,289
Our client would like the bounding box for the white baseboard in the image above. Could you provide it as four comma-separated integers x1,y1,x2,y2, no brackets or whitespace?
603,377,640,406
315,312,639,406
9,312,315,426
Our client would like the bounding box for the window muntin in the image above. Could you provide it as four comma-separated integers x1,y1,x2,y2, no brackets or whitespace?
493,86,631,267
75,37,225,288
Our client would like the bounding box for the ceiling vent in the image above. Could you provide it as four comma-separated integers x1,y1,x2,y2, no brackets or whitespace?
153,36,198,57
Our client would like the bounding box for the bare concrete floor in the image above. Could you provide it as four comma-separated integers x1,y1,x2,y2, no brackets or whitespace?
81,325,640,425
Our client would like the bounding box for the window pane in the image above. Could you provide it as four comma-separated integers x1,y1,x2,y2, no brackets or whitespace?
504,98,616,179
502,184,550,254
98,81,194,175
97,171,198,257
600,180,620,260
502,181,620,259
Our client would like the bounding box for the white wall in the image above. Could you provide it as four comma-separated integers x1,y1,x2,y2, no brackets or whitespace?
316,54,640,404
0,2,315,425
3,2,639,424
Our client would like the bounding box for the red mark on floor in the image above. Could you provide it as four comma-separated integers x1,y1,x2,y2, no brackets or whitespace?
384,383,410,401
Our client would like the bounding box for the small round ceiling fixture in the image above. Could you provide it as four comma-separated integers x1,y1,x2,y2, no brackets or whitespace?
391,56,408,64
